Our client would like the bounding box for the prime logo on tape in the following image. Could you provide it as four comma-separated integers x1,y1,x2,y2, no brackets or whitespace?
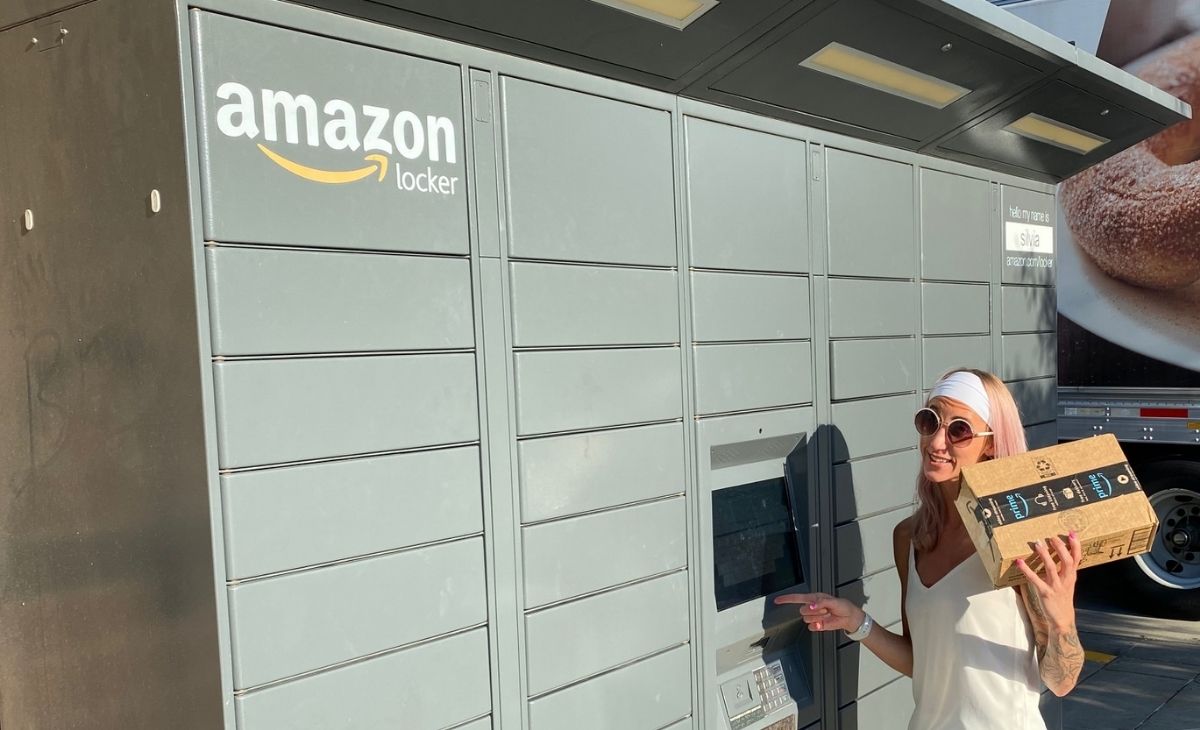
969,462,1142,534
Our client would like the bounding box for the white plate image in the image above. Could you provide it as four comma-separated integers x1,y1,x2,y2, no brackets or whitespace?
1056,205,1200,372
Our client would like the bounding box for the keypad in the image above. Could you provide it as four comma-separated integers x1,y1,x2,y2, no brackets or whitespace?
753,660,792,714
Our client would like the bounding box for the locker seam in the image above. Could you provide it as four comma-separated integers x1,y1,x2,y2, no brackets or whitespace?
225,531,484,585
520,492,687,528
217,439,481,474
696,402,815,420
523,567,690,615
212,348,475,361
516,417,685,441
202,239,473,258
231,621,489,696
524,641,692,702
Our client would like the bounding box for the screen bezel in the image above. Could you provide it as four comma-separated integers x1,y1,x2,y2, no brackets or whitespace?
711,435,810,612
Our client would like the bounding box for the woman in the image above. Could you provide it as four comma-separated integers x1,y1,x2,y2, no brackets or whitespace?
778,368,1084,729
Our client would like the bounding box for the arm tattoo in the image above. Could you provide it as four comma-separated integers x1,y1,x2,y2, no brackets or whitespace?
1040,629,1084,692
1020,588,1050,660
1026,588,1047,621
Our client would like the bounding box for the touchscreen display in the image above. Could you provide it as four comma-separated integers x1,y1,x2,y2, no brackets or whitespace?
712,477,804,611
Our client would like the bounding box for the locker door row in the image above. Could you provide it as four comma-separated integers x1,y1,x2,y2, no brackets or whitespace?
189,10,1055,729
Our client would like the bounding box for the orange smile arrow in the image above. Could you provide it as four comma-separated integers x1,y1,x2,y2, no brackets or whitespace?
257,144,389,184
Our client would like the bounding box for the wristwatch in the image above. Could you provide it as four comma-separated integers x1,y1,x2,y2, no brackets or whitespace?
844,611,874,642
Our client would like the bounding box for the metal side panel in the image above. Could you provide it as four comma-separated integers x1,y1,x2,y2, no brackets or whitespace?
694,341,813,415
1001,285,1056,333
191,12,468,253
0,3,227,728
501,77,675,266
827,149,915,278
1026,421,1058,448
1002,333,1057,381
921,282,990,336
830,338,918,401
828,279,918,338
522,497,687,608
509,262,679,347
830,395,916,463
920,169,991,282
213,353,479,468
227,536,486,689
1009,377,1058,426
835,507,910,585
476,256,525,729
206,247,474,356
691,272,811,342
513,348,683,436
525,571,690,696
527,645,692,730
836,567,903,645
923,335,992,389
518,422,686,524
234,627,491,730
833,449,919,525
222,445,483,579
837,633,903,705
684,117,809,273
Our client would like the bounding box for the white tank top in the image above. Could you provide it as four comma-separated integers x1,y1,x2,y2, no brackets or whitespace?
906,544,1047,730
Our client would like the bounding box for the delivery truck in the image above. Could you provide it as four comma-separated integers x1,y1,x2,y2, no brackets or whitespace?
0,0,1186,728
998,0,1200,620
1057,316,1200,620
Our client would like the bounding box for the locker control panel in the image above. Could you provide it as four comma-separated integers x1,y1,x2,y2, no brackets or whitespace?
755,660,791,714
721,659,792,729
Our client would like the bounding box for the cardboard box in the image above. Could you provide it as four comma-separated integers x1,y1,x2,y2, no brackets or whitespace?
956,434,1159,588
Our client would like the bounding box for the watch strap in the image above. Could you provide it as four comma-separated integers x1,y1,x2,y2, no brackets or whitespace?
844,611,873,642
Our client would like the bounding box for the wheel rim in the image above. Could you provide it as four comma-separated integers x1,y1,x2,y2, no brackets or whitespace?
1135,487,1200,590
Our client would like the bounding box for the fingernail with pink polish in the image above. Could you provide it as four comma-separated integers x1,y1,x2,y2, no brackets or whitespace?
1070,530,1077,540
809,603,816,610
1016,558,1025,566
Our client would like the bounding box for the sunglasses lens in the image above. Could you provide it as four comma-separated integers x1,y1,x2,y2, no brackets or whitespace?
914,409,939,436
946,419,974,445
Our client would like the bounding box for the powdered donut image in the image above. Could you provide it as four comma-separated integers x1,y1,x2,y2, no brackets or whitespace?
1061,32,1200,290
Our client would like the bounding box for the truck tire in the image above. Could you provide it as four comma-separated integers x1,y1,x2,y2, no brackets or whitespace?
1108,460,1200,620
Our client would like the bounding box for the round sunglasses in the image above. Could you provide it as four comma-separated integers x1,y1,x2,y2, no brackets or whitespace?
914,407,994,446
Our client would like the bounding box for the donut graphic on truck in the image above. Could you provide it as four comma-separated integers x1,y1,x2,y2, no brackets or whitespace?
1008,0,1200,621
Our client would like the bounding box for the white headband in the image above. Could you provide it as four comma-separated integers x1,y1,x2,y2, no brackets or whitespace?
929,371,992,425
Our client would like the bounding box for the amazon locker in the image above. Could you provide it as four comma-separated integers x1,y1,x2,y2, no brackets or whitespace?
0,1,1185,729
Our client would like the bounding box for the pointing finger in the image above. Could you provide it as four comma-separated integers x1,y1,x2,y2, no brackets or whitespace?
774,594,818,606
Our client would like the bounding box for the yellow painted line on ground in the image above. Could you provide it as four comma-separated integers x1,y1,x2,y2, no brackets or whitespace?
1085,650,1117,664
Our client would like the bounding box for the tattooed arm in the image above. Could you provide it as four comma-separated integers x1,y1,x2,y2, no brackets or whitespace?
1020,582,1085,696
1016,535,1086,696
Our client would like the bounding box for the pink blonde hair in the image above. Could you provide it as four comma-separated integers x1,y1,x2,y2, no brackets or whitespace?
911,368,1028,553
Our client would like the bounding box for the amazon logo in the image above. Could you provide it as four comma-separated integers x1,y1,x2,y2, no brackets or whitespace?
1005,493,1029,520
213,82,460,195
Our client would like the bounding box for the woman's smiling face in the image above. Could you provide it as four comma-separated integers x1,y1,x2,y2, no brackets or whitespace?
920,396,994,484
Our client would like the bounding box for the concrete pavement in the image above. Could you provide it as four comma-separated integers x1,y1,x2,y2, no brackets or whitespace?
1057,608,1200,730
